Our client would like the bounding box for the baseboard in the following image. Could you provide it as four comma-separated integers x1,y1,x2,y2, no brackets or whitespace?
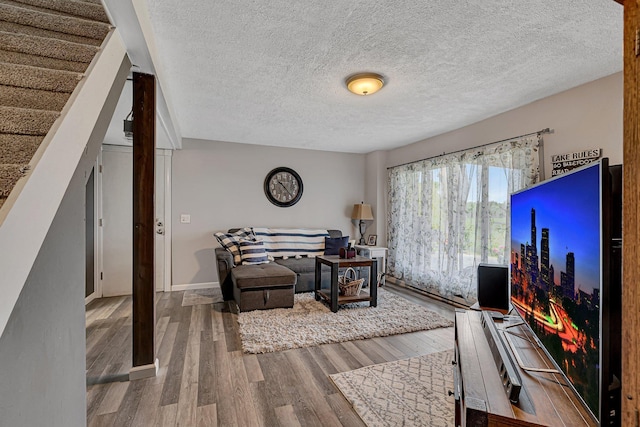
386,277,470,309
171,281,219,292
129,359,159,381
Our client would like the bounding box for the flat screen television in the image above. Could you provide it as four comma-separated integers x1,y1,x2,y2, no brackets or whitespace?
509,158,621,425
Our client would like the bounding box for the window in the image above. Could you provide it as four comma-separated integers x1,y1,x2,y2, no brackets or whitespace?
387,135,541,302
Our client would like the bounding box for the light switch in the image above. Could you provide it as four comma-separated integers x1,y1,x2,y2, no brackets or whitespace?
180,214,191,224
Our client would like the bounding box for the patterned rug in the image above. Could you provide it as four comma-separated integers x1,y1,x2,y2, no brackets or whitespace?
237,288,453,354
330,349,455,427
181,286,223,306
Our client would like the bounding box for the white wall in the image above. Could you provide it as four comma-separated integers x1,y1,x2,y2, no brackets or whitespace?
364,150,387,247
0,167,88,426
367,72,623,244
0,79,124,426
171,139,366,286
385,72,622,172
0,32,129,426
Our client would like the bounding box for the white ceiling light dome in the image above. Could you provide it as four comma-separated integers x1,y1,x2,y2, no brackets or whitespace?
345,73,385,96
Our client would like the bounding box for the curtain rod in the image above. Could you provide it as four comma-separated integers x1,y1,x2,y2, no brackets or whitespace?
387,128,553,170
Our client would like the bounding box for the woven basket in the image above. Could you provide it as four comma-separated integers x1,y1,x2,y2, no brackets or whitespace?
338,267,365,296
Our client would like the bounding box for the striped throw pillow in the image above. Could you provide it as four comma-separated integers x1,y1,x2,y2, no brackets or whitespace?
239,240,269,265
214,227,256,265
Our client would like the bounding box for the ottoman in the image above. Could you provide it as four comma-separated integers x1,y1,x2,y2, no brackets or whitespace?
231,263,297,312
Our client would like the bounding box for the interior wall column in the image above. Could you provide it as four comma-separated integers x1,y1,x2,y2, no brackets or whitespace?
364,150,388,246
130,71,158,380
622,0,639,424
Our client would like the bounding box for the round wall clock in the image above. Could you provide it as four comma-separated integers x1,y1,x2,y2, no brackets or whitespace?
264,167,303,207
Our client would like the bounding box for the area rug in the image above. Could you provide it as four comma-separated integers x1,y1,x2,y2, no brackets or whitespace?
237,288,453,353
181,286,223,306
330,349,455,427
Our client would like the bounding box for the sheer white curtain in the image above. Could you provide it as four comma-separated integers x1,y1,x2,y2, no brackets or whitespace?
387,135,542,302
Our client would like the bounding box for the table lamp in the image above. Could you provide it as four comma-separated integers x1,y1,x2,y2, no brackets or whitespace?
351,202,374,245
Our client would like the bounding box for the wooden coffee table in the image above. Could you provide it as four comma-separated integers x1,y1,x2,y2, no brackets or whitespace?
314,255,377,313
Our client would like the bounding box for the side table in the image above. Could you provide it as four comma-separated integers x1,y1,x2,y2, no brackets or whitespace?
355,245,387,285
314,255,377,313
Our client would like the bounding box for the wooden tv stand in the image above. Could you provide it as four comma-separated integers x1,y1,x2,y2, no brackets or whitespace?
453,309,597,426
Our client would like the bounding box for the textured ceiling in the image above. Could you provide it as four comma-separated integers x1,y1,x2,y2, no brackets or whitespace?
144,1,622,154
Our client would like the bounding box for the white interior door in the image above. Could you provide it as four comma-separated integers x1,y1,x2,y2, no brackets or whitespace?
155,150,171,292
101,145,133,297
85,162,99,304
100,145,169,296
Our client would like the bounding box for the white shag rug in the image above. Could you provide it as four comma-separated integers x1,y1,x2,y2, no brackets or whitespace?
237,288,454,354
330,349,455,427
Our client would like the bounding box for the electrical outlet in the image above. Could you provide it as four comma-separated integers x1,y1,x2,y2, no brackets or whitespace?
180,214,191,224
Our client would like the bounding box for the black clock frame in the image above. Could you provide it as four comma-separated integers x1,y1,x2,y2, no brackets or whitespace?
263,167,304,207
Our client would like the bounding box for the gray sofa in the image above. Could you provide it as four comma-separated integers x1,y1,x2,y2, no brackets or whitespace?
215,229,368,311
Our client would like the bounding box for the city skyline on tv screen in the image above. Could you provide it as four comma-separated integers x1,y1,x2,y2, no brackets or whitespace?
510,164,601,294
510,162,601,418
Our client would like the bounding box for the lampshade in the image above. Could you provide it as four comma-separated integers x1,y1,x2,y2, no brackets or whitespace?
345,73,384,96
351,203,374,220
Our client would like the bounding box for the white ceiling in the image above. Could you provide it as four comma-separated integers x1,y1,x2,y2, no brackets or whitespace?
140,0,622,154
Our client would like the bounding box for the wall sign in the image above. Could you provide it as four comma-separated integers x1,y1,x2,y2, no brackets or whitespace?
551,149,601,177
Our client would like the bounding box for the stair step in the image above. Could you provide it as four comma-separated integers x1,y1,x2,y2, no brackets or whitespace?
0,105,59,136
0,49,87,72
8,0,109,23
0,31,98,64
0,85,70,111
0,20,101,47
0,62,82,92
0,133,43,164
0,163,28,196
0,0,110,210
0,3,109,43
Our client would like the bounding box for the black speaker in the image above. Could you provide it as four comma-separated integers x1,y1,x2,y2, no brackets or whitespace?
477,263,509,311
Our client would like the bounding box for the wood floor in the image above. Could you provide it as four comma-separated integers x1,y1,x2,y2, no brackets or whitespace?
86,285,455,427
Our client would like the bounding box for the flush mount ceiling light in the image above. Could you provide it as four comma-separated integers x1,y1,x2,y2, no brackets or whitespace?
345,72,384,96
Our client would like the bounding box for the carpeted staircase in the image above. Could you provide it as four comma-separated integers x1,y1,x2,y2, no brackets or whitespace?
0,0,111,210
